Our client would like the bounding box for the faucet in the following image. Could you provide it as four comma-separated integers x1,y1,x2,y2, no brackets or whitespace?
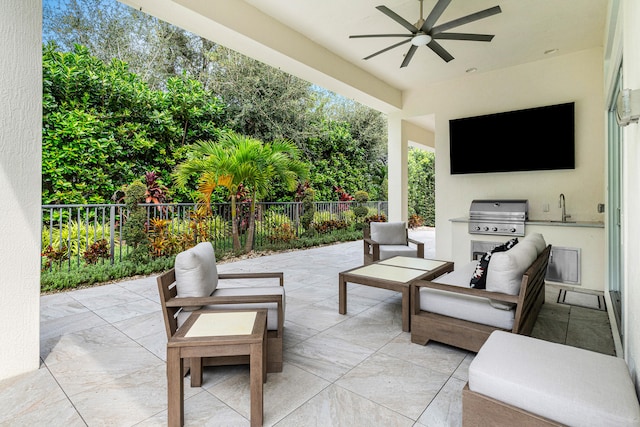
559,193,571,222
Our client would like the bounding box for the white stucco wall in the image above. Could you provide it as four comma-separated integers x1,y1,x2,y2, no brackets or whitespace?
396,48,606,291
0,0,42,379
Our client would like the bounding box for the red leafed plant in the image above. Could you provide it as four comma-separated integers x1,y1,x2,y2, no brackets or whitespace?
144,171,169,205
334,186,354,201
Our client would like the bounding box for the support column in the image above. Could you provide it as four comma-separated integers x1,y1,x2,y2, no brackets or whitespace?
0,0,42,379
387,116,409,222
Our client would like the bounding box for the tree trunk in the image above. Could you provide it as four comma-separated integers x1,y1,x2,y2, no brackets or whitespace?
244,196,257,253
230,196,241,252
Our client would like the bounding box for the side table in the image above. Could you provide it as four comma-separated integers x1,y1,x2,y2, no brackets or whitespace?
167,309,267,427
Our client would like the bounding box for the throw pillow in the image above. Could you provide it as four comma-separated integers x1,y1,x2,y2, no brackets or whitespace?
470,238,518,289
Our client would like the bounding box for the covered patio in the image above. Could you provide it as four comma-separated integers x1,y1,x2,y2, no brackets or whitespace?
2,2,640,425
1,229,614,426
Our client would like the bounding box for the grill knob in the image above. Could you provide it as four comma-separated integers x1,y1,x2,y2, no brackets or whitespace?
510,228,516,233
492,227,498,232
475,226,481,231
483,226,489,231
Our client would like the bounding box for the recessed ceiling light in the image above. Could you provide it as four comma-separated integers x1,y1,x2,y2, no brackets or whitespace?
465,67,477,73
544,49,559,55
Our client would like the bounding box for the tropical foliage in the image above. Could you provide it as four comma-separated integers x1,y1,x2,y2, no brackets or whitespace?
42,43,224,204
42,0,391,205
173,132,308,252
408,148,436,226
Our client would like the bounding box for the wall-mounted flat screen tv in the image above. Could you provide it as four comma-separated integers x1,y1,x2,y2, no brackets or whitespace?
449,102,575,174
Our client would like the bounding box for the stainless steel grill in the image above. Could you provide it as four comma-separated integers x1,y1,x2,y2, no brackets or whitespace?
468,199,528,236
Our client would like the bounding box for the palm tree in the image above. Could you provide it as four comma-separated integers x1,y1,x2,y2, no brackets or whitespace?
173,132,307,253
241,138,308,252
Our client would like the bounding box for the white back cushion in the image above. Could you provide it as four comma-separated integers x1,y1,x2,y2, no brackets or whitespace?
523,233,546,256
370,221,407,245
174,242,218,310
486,241,537,296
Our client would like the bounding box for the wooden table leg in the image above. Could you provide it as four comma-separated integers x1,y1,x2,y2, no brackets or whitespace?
401,286,410,332
250,341,264,427
262,327,267,384
190,357,203,387
339,273,347,315
167,347,184,427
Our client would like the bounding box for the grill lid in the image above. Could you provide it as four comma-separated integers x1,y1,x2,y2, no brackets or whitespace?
469,199,528,221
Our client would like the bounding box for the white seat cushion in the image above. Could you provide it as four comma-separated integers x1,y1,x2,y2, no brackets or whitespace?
174,242,219,310
177,285,284,331
421,262,515,330
206,286,284,331
469,331,640,427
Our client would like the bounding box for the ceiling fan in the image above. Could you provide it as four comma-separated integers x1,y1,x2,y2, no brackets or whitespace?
350,0,502,68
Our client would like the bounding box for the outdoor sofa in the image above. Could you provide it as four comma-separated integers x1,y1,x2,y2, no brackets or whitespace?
411,233,550,352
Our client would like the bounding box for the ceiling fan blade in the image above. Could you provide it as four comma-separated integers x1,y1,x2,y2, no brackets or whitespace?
421,0,452,32
432,32,495,42
376,5,418,33
400,45,419,68
427,40,454,62
349,34,413,39
431,6,502,35
363,38,412,60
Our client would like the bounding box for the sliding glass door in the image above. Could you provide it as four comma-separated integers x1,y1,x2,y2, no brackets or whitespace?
607,65,623,343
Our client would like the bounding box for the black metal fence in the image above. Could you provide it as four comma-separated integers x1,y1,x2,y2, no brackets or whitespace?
41,201,388,270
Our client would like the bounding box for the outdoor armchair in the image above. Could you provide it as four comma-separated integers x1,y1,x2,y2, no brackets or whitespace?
363,221,425,265
157,242,285,382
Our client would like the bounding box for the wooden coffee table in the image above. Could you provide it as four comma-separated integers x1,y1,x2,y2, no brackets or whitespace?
339,257,454,332
167,309,267,427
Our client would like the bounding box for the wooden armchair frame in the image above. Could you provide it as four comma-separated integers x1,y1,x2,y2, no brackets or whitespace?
157,268,284,383
363,226,425,265
410,245,551,352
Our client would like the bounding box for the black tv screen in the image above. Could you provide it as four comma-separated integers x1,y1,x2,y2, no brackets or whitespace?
449,102,575,174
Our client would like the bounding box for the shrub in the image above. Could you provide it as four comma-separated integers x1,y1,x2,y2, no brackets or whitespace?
122,180,148,262
354,190,369,204
353,205,369,220
408,214,423,229
268,223,297,243
185,210,228,244
41,221,111,257
41,244,69,270
341,209,356,225
313,210,334,223
365,213,387,223
148,218,178,257
314,219,348,233
300,187,316,231
83,239,110,264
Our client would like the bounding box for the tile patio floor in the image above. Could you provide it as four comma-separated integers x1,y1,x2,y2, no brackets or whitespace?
1,228,615,426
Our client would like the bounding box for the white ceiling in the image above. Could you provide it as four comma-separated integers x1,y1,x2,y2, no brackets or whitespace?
243,0,607,92
123,0,609,131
